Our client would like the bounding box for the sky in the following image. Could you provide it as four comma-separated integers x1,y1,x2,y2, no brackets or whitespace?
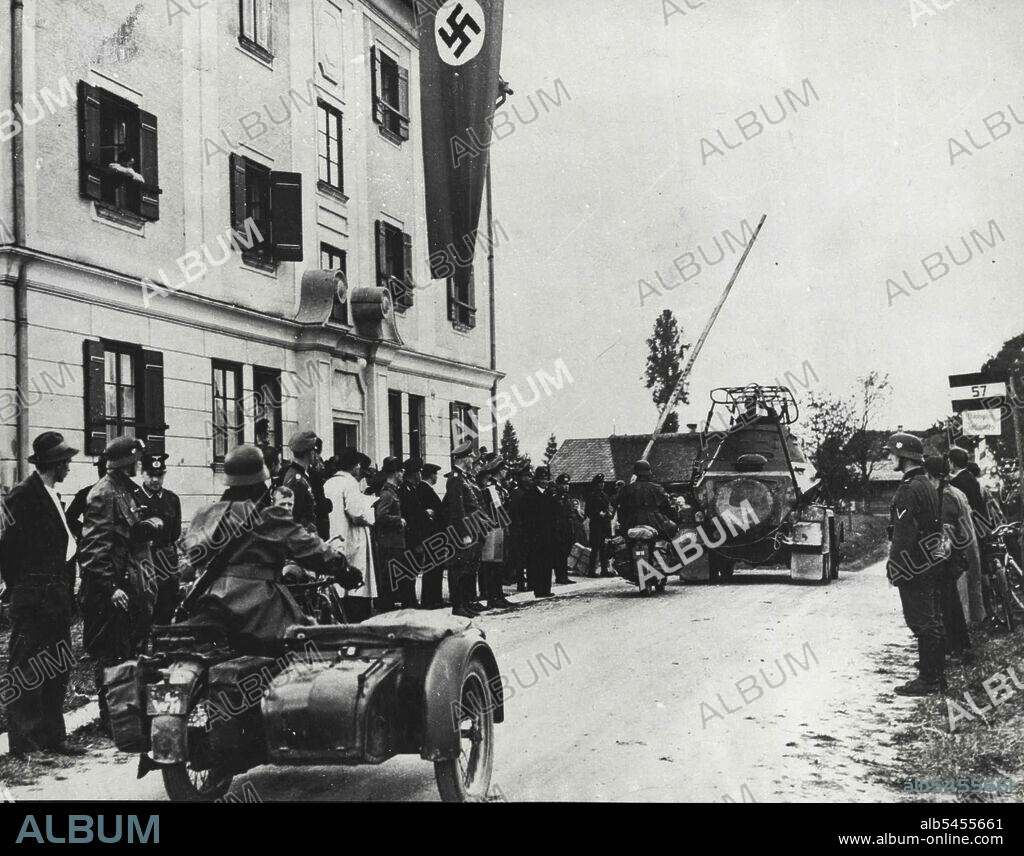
485,0,1024,460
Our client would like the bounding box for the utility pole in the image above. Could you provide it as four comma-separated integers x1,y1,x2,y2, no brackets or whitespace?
1011,355,1024,558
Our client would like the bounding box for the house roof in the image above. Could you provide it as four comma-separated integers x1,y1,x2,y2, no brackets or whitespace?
548,433,704,485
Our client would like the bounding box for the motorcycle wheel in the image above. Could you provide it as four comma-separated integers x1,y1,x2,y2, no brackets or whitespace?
435,659,495,803
162,698,234,803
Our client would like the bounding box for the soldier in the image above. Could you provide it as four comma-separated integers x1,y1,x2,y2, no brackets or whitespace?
418,463,447,608
78,437,164,729
478,458,514,609
0,432,82,756
137,452,182,626
553,473,577,585
884,432,946,696
444,440,481,617
280,431,320,534
585,473,614,577
375,456,413,609
523,466,560,599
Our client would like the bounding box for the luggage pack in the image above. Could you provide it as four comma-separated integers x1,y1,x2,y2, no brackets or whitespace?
104,659,149,753
567,542,591,575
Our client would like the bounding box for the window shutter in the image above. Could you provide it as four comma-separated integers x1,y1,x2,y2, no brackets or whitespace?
399,231,415,308
465,269,477,329
446,277,457,322
375,220,387,287
269,170,303,261
83,339,106,455
77,80,103,201
448,402,457,449
397,65,410,140
140,349,166,455
138,110,160,221
229,153,248,236
370,47,383,125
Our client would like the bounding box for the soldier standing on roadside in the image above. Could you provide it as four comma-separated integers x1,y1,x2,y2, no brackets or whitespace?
444,441,480,617
885,432,946,696
78,437,164,729
137,452,182,626
280,431,320,534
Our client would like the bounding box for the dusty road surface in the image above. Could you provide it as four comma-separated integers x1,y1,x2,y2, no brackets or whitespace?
14,558,921,802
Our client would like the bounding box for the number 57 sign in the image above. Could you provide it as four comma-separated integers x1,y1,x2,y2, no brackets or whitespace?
949,371,1007,435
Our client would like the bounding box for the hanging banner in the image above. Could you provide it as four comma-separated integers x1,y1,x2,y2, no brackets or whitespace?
418,0,505,286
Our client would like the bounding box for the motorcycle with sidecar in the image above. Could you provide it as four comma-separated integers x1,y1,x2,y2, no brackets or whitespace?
105,604,503,802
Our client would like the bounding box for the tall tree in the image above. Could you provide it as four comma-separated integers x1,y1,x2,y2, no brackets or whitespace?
644,309,690,434
844,371,892,490
544,433,559,466
500,421,521,463
800,390,856,498
981,331,1024,508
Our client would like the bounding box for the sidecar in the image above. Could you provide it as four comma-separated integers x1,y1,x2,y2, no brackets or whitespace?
113,611,503,802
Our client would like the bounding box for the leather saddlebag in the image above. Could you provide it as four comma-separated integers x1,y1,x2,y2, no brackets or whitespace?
207,656,278,764
104,659,149,753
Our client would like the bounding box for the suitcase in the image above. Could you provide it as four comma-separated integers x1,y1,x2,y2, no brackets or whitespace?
567,543,591,575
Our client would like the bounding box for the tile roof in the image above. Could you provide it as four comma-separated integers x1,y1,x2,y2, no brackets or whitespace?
548,433,704,485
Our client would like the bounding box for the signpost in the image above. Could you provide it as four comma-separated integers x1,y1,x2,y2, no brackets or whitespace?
948,371,1008,437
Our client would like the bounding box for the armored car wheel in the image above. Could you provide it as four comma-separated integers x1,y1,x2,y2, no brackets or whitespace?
162,697,234,802
435,658,495,802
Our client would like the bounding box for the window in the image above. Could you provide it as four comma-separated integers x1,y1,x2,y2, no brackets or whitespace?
450,401,479,453
333,423,358,458
388,390,404,459
321,242,348,324
371,47,410,142
78,81,160,221
212,361,244,462
239,0,273,61
317,101,344,193
408,394,425,460
83,340,165,456
252,367,282,450
448,269,477,330
229,153,303,264
375,220,414,311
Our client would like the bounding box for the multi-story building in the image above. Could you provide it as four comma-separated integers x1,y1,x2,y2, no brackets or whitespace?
0,0,501,521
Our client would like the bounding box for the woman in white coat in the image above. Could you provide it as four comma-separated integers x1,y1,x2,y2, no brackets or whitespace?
324,448,377,621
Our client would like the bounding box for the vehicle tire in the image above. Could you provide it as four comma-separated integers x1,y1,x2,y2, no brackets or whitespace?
434,659,495,803
161,698,234,803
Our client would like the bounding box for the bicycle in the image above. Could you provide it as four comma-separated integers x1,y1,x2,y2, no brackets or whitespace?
980,522,1022,633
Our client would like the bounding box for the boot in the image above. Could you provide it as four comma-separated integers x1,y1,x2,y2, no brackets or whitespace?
896,638,945,696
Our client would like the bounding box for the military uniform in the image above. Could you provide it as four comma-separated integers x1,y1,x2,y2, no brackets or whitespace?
138,483,182,626
280,462,318,534
443,449,479,616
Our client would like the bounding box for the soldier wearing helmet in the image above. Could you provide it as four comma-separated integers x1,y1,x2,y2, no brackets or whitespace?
883,431,946,696
615,460,679,536
179,445,362,654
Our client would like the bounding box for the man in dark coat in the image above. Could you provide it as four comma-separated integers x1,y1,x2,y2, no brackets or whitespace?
399,457,431,606
508,468,532,592
374,456,413,608
523,466,560,599
137,452,182,625
0,432,82,756
552,474,577,585
443,441,480,617
309,436,332,540
280,430,320,534
78,436,164,728
585,473,614,576
417,463,446,608
616,460,678,535
884,432,945,696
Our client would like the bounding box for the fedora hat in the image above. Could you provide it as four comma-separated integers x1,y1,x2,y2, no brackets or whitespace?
28,431,78,465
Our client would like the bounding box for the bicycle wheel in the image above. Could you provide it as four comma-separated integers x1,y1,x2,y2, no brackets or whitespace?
1006,556,1024,613
985,560,1014,632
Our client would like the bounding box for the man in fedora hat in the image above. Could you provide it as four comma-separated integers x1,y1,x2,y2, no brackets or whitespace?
281,430,321,535
523,465,560,599
0,432,82,756
138,452,182,625
78,436,164,729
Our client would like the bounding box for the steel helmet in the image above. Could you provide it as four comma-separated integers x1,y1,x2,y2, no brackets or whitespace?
883,432,924,463
633,459,652,477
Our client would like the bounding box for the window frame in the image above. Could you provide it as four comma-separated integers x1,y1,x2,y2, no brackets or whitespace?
371,46,410,143
102,342,140,443
450,401,480,454
408,394,426,460
447,270,477,330
252,366,283,451
211,359,245,463
320,242,348,325
239,0,273,62
317,100,344,194
376,220,414,312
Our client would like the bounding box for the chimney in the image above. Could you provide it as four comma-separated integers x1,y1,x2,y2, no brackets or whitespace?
686,423,698,432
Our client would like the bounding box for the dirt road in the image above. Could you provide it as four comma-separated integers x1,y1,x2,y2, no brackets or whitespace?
13,558,920,802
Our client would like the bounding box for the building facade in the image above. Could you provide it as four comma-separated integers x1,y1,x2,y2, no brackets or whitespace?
0,0,501,522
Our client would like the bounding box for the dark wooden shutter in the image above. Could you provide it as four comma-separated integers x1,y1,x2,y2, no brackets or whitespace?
465,269,477,329
229,153,248,235
83,339,106,455
397,65,410,140
446,277,457,322
448,402,457,449
77,80,103,201
140,349,166,454
269,171,303,261
138,110,160,221
375,220,387,287
399,231,415,308
370,47,383,125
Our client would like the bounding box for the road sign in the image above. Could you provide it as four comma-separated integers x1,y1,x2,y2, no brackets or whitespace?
962,409,1003,436
949,371,1007,417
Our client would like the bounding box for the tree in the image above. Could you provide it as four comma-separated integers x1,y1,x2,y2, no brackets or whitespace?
844,371,891,490
800,391,856,498
544,433,558,466
644,309,690,433
981,331,1024,508
500,421,521,463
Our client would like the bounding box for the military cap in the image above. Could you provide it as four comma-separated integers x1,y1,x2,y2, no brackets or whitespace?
883,432,924,463
223,445,270,487
104,436,144,468
422,463,442,476
27,431,78,465
591,473,605,483
381,455,402,475
289,430,320,453
403,456,424,473
556,473,570,485
142,452,170,475
451,439,474,459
